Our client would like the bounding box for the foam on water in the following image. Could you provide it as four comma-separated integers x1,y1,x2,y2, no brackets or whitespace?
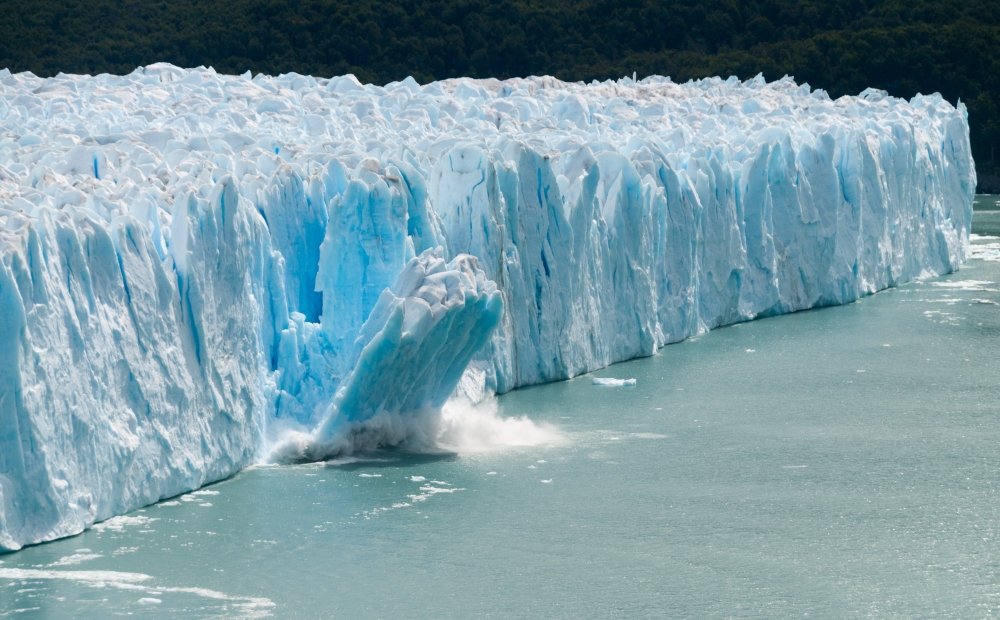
930,280,998,291
49,551,102,567
0,567,274,618
92,515,158,534
969,235,1000,262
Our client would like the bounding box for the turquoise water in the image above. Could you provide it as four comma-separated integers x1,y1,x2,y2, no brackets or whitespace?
975,194,1000,236
2,208,999,619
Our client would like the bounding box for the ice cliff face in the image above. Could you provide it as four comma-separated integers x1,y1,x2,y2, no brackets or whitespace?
0,64,975,550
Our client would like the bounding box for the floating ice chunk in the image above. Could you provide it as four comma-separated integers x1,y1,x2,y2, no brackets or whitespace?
407,485,465,503
92,516,159,533
591,377,637,386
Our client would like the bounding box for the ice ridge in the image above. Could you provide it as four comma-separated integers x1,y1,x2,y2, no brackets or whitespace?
0,65,975,550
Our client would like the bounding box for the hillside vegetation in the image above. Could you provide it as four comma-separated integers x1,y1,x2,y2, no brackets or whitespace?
1,0,997,189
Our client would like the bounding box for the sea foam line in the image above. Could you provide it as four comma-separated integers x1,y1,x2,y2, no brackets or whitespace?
0,568,275,617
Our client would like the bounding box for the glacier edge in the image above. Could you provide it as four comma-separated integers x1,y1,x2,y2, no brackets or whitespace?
0,66,975,551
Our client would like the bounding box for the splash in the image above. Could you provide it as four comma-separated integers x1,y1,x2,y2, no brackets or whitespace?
266,396,563,462
432,397,566,454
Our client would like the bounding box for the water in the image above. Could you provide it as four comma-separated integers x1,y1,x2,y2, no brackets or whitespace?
975,194,1000,236
2,203,999,619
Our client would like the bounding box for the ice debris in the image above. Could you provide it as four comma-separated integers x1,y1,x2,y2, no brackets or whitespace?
591,377,637,386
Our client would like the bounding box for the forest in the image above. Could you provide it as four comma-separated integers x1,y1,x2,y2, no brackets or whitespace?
0,0,997,190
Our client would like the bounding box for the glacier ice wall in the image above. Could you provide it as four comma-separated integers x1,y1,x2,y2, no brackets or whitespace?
0,64,975,550
270,248,503,462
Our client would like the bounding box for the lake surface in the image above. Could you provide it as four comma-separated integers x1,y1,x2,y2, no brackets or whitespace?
2,201,999,619
975,194,1000,236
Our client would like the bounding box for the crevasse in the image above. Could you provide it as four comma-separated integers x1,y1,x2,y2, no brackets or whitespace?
0,65,975,550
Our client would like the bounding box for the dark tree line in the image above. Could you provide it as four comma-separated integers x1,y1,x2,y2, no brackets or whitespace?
1,0,997,190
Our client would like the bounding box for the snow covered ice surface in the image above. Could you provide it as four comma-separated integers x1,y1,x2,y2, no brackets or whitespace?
0,64,975,550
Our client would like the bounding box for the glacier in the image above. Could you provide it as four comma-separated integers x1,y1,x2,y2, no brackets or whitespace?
0,64,975,551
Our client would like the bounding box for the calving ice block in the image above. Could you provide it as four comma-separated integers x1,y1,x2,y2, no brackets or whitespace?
0,64,975,550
